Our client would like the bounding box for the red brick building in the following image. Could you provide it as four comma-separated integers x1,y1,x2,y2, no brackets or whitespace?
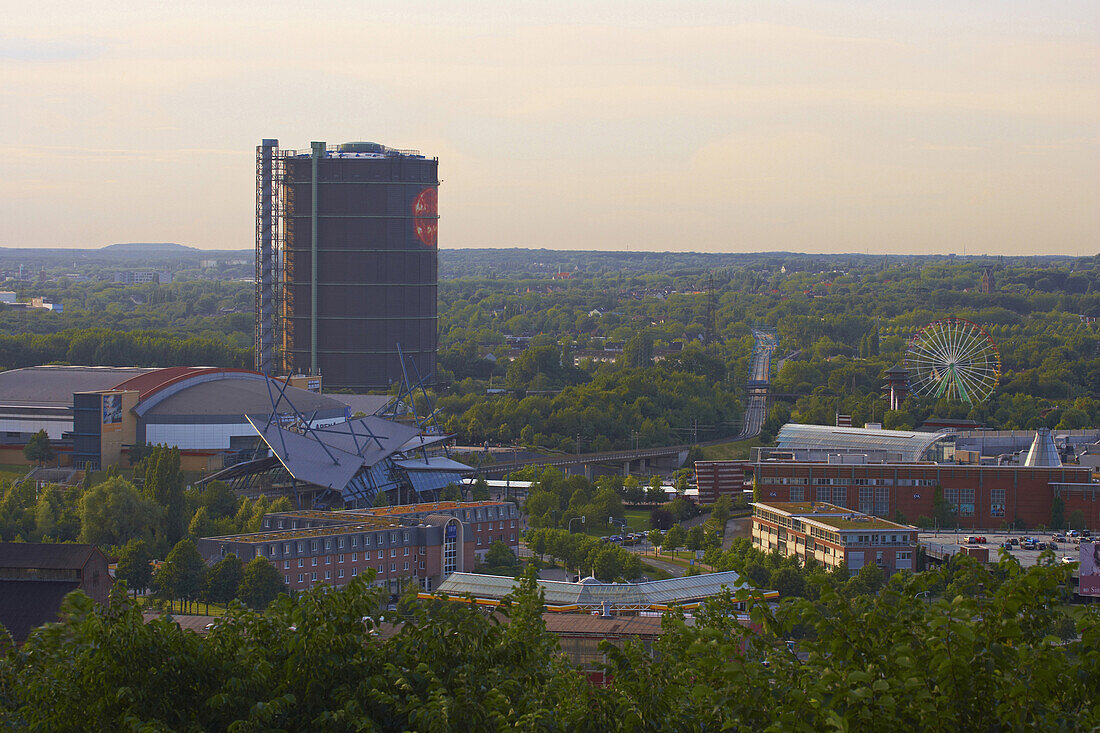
751,502,918,575
694,461,749,503
197,501,521,595
750,462,1095,530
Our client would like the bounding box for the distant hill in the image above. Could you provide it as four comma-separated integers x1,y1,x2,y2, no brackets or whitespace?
99,242,199,253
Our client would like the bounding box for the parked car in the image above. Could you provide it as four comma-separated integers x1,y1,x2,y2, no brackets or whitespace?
965,536,979,544
1022,540,1038,550
1061,556,1078,565
1068,530,1080,538
1001,541,1013,550
976,536,987,544
1049,542,1058,551
1082,530,1092,538
1008,538,1020,546
1052,534,1066,543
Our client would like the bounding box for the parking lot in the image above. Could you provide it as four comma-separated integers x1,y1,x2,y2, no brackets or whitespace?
919,530,1087,568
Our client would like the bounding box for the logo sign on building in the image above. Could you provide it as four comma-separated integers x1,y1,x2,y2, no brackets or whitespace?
1080,542,1100,597
101,394,122,432
445,524,457,540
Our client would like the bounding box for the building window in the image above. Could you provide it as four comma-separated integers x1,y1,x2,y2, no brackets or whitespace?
403,562,409,570
990,489,1006,517
378,565,383,573
351,536,357,547
325,571,331,580
311,572,317,582
859,487,874,515
337,538,344,549
419,561,425,570
403,547,409,556
444,521,458,575
363,534,370,546
283,561,289,570
944,488,976,517
338,554,344,564
325,556,331,565
403,531,409,542
378,550,384,560
352,568,358,577
391,549,397,558
789,485,804,502
311,558,317,567
298,559,304,568
284,576,290,584
297,574,303,583
390,563,396,572
338,569,344,579
283,543,290,554
351,553,357,561
477,537,482,546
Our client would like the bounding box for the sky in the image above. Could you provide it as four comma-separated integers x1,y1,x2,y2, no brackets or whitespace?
1,1,1097,255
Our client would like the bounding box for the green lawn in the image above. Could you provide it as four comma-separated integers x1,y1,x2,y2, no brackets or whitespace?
137,597,228,616
572,508,652,538
700,437,765,461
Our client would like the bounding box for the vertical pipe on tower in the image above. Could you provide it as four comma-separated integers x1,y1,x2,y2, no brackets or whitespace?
310,141,324,377
255,139,278,375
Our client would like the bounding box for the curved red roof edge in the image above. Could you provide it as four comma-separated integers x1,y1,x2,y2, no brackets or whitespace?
112,367,266,402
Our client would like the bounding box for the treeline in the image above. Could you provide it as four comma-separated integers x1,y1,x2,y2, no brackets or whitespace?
0,446,286,558
0,327,250,371
1,559,1095,729
440,361,742,451
115,538,284,613
524,528,643,581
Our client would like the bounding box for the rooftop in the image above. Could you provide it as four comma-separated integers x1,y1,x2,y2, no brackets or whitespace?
752,502,914,531
0,366,154,408
431,571,776,611
202,518,405,544
775,422,951,462
354,500,509,517
0,542,101,570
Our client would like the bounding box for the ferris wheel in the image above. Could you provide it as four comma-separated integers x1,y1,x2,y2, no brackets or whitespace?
904,318,1001,404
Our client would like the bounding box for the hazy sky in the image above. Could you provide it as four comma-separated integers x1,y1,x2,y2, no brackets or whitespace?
1,1,1097,254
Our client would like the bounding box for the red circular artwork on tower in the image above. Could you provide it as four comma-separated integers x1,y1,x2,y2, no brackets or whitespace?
412,187,438,247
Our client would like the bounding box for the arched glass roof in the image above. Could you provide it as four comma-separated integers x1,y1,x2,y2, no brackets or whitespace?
775,423,952,463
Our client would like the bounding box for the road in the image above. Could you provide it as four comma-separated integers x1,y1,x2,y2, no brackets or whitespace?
731,328,777,441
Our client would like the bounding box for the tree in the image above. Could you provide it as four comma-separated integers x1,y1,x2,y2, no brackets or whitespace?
440,484,463,502
1050,496,1066,530
485,541,517,568
79,476,161,549
470,477,490,501
1067,509,1085,530
237,557,284,610
155,539,207,613
664,524,687,559
143,446,186,547
647,528,664,555
373,490,391,507
115,539,153,598
649,508,673,530
711,495,732,528
23,429,55,466
205,554,244,607
687,525,707,555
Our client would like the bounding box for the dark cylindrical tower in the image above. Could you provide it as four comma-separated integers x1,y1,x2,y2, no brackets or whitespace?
278,141,438,391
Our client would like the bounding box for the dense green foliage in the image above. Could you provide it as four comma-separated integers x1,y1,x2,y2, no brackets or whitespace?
0,449,289,558
524,528,643,581
1,558,1096,730
2,252,1097,450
